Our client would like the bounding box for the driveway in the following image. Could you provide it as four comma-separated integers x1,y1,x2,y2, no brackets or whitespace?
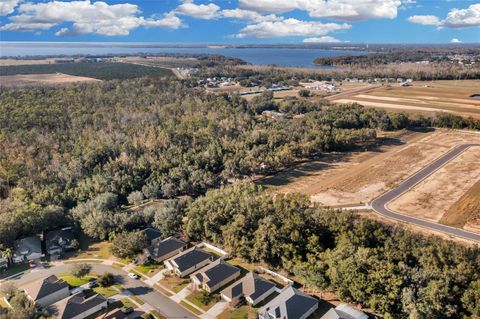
9,263,198,319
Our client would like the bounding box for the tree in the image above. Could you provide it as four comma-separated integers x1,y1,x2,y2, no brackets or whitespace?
298,89,311,98
151,200,186,237
98,273,115,287
110,231,149,259
127,191,144,205
71,263,92,278
9,293,38,319
462,280,480,318
0,282,18,299
70,239,80,251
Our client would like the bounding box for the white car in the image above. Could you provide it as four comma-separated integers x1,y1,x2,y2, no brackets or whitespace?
128,272,139,280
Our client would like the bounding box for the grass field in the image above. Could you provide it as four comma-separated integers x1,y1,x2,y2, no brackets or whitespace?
330,80,480,119
0,73,100,87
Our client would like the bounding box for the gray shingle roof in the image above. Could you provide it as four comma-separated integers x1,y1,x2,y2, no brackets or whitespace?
146,237,186,260
46,228,74,251
221,272,276,301
14,236,42,258
172,248,213,272
321,304,368,319
143,228,162,242
259,286,318,319
195,260,240,289
23,275,68,301
53,293,107,319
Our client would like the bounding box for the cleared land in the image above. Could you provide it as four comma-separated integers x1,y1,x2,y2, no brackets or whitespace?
262,129,480,233
330,80,480,119
0,73,100,87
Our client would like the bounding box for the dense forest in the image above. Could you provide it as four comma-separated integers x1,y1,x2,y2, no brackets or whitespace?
0,62,173,80
185,183,480,319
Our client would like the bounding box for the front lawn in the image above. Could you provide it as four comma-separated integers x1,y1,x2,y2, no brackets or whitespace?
120,298,136,309
92,286,119,298
159,275,191,293
185,290,220,311
179,301,203,316
218,306,258,319
58,275,96,287
134,262,163,276
0,263,30,279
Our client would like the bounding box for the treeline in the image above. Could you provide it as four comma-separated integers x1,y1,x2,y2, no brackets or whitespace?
0,78,406,246
314,48,480,66
184,183,480,319
0,62,173,80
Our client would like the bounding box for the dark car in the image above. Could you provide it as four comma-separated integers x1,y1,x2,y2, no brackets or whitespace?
121,307,134,314
87,281,98,288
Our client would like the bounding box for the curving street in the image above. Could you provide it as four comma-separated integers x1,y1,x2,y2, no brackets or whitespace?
371,144,480,243
9,263,198,319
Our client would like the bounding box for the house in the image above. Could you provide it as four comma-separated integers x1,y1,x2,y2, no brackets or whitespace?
258,286,318,319
45,228,75,257
191,259,241,293
50,293,108,319
320,304,368,319
23,275,70,308
0,257,8,269
143,228,162,243
96,308,127,319
164,247,214,277
13,236,43,263
221,272,277,306
142,237,188,264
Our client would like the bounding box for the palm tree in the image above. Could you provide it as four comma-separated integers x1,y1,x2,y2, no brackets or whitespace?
2,248,13,266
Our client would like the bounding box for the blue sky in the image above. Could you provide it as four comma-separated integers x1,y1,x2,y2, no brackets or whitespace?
0,0,479,43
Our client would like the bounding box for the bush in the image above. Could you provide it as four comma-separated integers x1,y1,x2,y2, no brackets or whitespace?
71,263,92,278
98,273,115,287
110,231,149,258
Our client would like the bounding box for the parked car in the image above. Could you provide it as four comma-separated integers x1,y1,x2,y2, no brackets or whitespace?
121,307,134,314
28,260,36,268
128,272,139,279
87,280,98,288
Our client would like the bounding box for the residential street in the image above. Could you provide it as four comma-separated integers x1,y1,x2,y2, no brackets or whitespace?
8,263,198,319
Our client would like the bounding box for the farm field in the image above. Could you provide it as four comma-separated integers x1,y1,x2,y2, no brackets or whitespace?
0,73,100,87
262,129,480,234
330,80,480,119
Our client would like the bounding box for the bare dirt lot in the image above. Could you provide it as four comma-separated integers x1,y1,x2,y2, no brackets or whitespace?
441,180,480,232
330,80,480,119
262,129,480,233
0,73,100,87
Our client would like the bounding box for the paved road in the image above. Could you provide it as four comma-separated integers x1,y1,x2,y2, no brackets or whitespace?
371,144,480,243
8,264,198,319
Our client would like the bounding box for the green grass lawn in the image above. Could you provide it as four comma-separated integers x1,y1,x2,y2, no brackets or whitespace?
92,286,118,298
120,298,136,309
159,275,191,293
179,301,203,316
0,263,30,279
129,295,145,306
58,275,96,287
218,306,257,319
134,263,163,276
150,310,166,319
185,290,220,311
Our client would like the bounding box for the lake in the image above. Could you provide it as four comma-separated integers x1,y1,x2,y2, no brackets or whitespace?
0,42,366,68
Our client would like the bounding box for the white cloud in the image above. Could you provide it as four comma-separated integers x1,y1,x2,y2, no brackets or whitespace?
175,0,220,20
407,15,440,26
443,3,480,28
0,0,20,16
303,36,343,43
235,18,351,38
408,4,480,29
238,0,403,21
450,38,462,43
0,0,182,36
220,8,278,22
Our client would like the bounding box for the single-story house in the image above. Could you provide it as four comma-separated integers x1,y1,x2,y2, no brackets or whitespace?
50,293,108,319
221,272,277,306
164,247,214,277
13,236,43,263
142,237,188,263
0,257,8,269
143,228,162,243
320,304,368,319
45,228,75,257
23,275,70,308
191,259,240,293
258,286,318,319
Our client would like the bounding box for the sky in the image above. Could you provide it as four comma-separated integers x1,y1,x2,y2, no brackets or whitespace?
0,0,479,44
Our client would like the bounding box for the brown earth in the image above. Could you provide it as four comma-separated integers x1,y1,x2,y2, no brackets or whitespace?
0,73,100,87
441,180,480,229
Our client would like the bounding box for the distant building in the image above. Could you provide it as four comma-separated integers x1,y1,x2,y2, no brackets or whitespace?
320,303,368,319
164,247,214,277
258,286,318,319
50,293,108,319
23,275,70,308
13,236,43,263
191,259,240,293
221,272,277,306
45,228,75,257
141,237,188,264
